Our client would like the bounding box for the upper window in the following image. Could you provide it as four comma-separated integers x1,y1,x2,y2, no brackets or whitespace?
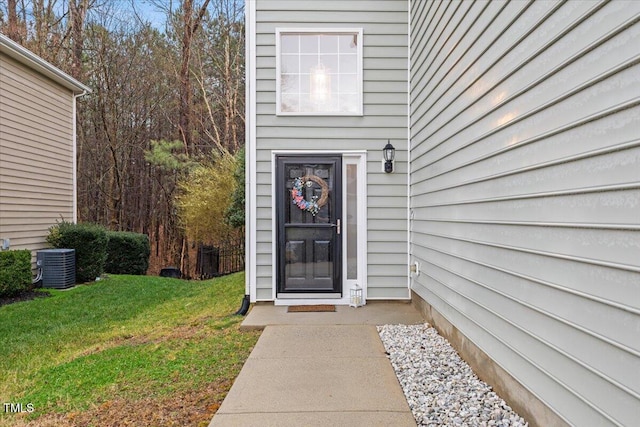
276,28,363,116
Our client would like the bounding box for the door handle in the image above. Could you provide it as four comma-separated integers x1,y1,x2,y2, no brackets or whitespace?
331,219,341,235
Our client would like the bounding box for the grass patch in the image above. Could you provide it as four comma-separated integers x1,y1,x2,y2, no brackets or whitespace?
0,273,259,426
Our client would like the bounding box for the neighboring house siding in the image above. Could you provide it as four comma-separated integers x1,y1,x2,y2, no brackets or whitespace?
410,1,640,426
0,52,75,256
253,0,409,300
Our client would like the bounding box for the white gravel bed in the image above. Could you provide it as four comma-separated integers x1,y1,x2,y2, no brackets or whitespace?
378,323,529,427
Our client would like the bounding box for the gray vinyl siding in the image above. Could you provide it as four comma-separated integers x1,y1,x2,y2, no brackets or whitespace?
0,52,75,260
253,0,409,300
409,1,640,425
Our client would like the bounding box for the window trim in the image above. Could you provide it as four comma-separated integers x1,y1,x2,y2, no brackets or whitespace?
275,27,364,116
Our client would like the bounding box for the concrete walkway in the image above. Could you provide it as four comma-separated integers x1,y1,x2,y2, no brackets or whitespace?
239,301,424,330
209,303,422,426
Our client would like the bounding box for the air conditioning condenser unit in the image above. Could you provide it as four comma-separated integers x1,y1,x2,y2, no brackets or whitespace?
37,249,75,289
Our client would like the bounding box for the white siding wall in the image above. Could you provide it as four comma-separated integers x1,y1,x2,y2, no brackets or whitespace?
0,53,75,258
410,1,640,425
253,0,409,300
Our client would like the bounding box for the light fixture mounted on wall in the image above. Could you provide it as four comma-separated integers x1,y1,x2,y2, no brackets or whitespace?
383,141,395,173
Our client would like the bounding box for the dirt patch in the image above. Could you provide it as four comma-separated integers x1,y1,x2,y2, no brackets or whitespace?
75,316,215,359
0,290,50,308
9,380,233,427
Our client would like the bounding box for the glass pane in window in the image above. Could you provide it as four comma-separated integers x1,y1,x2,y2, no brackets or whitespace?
320,54,338,72
300,94,313,112
281,54,299,74
281,74,299,94
340,94,359,114
339,54,357,73
339,74,358,94
300,73,311,93
326,97,340,113
281,34,298,54
281,94,299,112
300,54,319,73
339,35,357,52
300,34,319,53
330,77,339,95
319,35,338,53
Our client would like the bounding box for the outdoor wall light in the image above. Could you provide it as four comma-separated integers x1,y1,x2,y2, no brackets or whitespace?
383,141,395,173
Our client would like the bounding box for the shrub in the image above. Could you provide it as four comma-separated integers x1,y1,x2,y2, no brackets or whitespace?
175,154,236,243
225,147,245,228
0,250,32,297
47,221,108,283
105,231,150,275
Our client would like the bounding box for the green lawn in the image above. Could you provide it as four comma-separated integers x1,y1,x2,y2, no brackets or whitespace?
0,273,259,427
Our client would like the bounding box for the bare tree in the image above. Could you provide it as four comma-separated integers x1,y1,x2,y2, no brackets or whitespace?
193,0,244,155
3,0,26,43
162,0,212,156
3,0,245,276
68,0,90,79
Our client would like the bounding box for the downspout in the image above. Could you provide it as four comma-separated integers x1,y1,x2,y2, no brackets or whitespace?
236,0,256,316
407,0,413,298
73,89,88,224
235,294,250,315
235,126,250,315
33,88,88,287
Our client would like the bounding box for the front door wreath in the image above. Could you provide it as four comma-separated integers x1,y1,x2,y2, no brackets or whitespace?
291,175,329,216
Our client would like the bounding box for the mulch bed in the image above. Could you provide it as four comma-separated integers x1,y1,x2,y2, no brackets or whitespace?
0,290,51,308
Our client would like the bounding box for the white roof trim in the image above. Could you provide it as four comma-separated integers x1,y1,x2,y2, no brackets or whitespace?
0,33,91,94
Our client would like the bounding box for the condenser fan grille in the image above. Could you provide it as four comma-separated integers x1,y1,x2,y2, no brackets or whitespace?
37,249,75,289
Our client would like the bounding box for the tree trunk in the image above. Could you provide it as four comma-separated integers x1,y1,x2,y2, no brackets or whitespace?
6,0,25,43
69,0,89,81
178,0,211,156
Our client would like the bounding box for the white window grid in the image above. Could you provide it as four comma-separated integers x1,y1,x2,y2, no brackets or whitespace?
276,28,363,116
